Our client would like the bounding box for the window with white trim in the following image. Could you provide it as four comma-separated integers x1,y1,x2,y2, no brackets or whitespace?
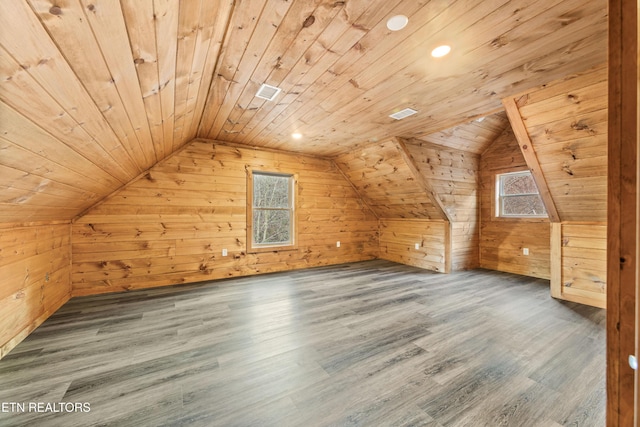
247,170,297,251
496,171,547,218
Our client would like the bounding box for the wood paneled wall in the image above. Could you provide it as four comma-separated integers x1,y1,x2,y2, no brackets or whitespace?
517,63,608,222
403,140,478,223
72,141,378,296
0,222,71,358
451,222,478,271
404,139,481,270
335,134,493,272
480,127,551,279
0,0,608,224
379,219,448,272
551,222,606,308
504,64,608,307
334,139,443,220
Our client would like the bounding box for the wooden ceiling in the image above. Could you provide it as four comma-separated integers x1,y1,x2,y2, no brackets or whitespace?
0,0,608,222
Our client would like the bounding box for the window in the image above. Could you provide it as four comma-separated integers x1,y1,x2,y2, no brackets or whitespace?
496,171,547,218
247,170,297,252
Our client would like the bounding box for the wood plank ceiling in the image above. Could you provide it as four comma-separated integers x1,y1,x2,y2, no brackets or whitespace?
0,0,608,223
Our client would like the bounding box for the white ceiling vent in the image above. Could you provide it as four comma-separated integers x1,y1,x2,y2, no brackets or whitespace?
389,108,418,120
255,83,282,101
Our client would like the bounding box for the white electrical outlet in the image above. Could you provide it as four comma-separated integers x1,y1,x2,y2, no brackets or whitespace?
222,248,228,256
415,243,420,250
336,241,341,248
523,248,529,256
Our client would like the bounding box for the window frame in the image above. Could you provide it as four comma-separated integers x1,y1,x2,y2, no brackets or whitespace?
246,169,298,253
494,169,548,219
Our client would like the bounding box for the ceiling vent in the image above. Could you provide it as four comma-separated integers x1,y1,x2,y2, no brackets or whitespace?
255,83,282,101
389,108,418,120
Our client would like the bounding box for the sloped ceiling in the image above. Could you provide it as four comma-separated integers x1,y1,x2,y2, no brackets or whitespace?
417,112,510,155
0,0,608,223
513,63,608,222
334,138,445,220
334,110,509,220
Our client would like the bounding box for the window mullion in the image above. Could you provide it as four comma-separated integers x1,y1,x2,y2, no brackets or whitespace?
249,171,297,249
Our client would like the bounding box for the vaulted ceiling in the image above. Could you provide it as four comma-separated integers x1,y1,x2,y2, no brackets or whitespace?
0,0,608,223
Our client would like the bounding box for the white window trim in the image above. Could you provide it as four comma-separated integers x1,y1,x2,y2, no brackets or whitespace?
495,170,548,218
246,169,298,253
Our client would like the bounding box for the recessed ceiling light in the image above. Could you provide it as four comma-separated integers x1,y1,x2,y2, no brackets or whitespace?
389,108,418,120
255,83,281,101
431,45,451,58
386,15,408,31
292,133,302,139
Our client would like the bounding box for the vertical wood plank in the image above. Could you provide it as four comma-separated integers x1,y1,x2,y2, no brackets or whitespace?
608,0,638,423
186,0,234,142
444,221,452,274
26,0,151,170
153,0,180,157
179,0,232,144
172,0,204,148
246,168,254,252
120,0,166,161
79,0,157,163
550,222,562,299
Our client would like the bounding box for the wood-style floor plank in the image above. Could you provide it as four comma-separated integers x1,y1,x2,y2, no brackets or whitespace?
0,260,605,426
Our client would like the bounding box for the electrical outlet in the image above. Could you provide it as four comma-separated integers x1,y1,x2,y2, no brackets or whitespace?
523,248,529,256
222,248,228,256
415,243,420,250
336,241,341,248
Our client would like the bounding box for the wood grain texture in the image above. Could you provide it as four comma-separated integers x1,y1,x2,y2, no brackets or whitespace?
550,223,607,309
0,0,234,223
404,135,485,270
503,96,560,222
394,137,451,223
415,111,511,155
71,140,378,296
480,126,551,279
199,0,607,156
560,223,606,308
0,0,608,223
334,139,444,220
0,223,71,359
0,260,605,426
607,0,637,423
378,219,447,272
451,221,479,271
514,64,608,223
550,222,562,299
504,65,608,309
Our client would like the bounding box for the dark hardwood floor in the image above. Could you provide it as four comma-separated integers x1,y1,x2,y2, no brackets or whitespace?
0,260,605,426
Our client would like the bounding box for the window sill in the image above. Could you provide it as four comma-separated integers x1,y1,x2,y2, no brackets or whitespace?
247,244,298,254
492,216,550,223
